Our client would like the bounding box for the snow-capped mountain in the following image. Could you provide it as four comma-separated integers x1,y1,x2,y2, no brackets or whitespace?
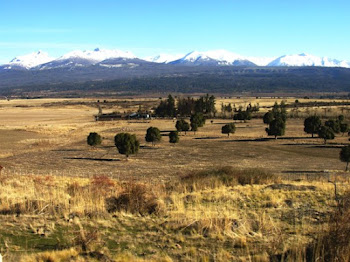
144,53,185,64
1,49,350,70
169,50,256,66
37,48,136,70
247,56,277,66
4,51,54,69
59,48,135,62
268,53,350,68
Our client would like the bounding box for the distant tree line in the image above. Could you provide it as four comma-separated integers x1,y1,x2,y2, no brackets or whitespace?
155,94,216,117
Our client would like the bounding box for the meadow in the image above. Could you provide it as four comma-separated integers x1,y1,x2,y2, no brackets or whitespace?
0,96,350,261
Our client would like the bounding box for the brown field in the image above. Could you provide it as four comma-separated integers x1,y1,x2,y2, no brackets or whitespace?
0,97,350,261
1,97,350,180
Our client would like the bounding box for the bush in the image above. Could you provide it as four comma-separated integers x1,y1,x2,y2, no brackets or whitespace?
105,183,162,215
308,191,350,261
221,123,236,137
90,175,116,197
169,131,179,143
87,132,102,146
179,167,278,191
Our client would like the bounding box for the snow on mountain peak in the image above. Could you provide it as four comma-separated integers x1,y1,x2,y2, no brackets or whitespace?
2,49,350,69
268,53,350,68
58,48,136,62
144,53,185,63
174,50,250,65
9,51,54,68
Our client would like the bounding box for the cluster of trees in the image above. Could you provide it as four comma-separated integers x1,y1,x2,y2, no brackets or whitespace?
155,94,216,117
263,102,287,139
175,113,206,134
304,115,349,144
87,126,180,158
221,102,259,120
233,109,252,122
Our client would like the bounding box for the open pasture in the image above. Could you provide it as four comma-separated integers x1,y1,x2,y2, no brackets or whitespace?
0,97,349,181
1,97,350,261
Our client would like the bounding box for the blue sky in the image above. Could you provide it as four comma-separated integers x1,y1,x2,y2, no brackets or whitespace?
0,0,349,63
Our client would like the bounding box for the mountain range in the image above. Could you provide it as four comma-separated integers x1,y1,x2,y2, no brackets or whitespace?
1,48,350,70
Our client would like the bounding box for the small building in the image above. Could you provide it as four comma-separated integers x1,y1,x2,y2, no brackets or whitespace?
95,113,123,121
94,112,151,121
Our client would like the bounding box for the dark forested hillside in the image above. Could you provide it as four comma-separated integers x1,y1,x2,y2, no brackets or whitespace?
1,65,350,96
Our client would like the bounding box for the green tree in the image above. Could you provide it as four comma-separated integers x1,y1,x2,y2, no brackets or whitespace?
272,101,287,122
87,132,102,147
325,119,341,133
318,126,335,144
263,111,274,125
175,119,190,134
340,145,350,171
177,97,195,116
190,113,205,128
114,133,140,158
145,127,161,146
194,94,216,115
266,118,286,139
221,123,236,137
304,115,321,138
233,110,252,122
155,94,176,117
190,122,198,134
340,123,349,136
169,131,179,143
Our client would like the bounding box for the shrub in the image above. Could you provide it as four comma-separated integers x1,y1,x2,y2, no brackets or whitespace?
233,110,251,121
105,183,162,215
169,131,179,143
308,191,350,261
87,132,102,147
221,123,236,137
179,167,278,191
90,175,116,197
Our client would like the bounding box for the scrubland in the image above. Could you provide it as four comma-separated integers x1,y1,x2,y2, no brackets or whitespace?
0,97,350,261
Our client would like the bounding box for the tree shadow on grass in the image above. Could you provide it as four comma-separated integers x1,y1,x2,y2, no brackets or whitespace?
282,170,328,174
282,143,321,146
194,136,221,140
64,157,120,162
52,149,84,152
311,145,344,149
140,145,159,150
220,138,270,142
222,136,317,143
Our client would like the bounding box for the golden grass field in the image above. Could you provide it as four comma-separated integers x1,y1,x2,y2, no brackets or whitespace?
0,97,350,261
